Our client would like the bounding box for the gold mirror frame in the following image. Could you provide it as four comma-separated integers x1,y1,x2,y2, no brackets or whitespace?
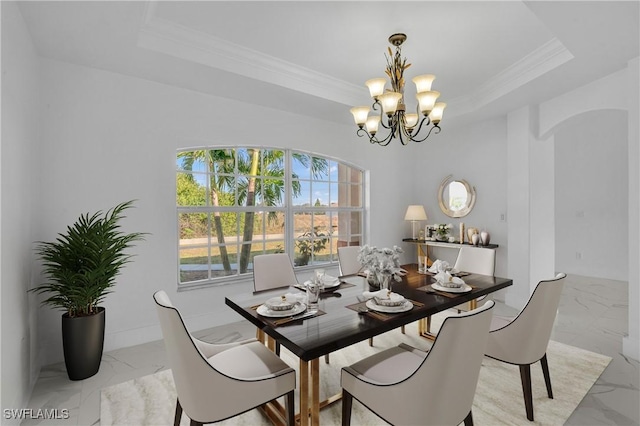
438,175,477,218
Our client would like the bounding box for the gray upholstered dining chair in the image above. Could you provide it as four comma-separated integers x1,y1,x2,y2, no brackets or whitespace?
341,300,495,426
337,245,380,345
253,253,331,362
484,273,566,421
153,290,296,426
453,245,496,313
253,253,299,293
337,246,362,276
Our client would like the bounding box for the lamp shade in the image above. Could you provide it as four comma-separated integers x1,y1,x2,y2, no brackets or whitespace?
404,205,428,221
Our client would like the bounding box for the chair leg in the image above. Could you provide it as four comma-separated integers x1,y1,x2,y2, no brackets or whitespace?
190,420,203,426
325,353,330,364
519,364,534,421
285,390,295,426
368,337,373,347
275,342,281,356
463,410,474,426
342,390,353,426
401,325,405,334
174,399,182,426
540,353,554,399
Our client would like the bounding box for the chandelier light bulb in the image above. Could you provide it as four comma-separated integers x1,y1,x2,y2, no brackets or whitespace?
416,90,440,115
365,116,380,135
350,106,370,127
378,92,403,116
404,113,419,130
429,102,447,124
412,74,436,93
365,78,387,99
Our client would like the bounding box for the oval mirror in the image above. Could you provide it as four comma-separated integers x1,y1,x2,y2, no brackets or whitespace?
438,175,476,218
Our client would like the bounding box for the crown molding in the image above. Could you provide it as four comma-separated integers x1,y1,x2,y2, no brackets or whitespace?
138,2,572,121
469,38,574,108
137,1,364,106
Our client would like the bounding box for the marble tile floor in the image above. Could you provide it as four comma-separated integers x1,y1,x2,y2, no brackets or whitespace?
23,274,639,426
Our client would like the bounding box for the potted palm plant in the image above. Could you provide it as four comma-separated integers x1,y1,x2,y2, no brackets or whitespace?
31,200,146,380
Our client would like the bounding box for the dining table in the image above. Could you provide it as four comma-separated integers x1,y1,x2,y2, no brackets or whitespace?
225,264,513,426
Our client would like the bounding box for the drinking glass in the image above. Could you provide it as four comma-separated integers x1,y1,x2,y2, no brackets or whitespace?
306,281,320,313
418,256,428,274
314,268,326,291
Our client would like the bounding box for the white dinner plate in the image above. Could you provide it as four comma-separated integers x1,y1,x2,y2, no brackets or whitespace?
256,302,307,318
431,283,472,293
366,299,413,313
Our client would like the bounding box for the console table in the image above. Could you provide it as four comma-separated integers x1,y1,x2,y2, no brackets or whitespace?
402,238,498,266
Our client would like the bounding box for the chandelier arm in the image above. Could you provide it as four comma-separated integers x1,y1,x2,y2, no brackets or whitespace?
357,126,395,146
370,130,394,146
410,116,431,138
409,124,441,143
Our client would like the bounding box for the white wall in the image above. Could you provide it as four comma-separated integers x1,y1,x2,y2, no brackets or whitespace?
555,110,628,280
407,116,509,300
625,57,639,360
0,1,40,419
33,57,413,366
539,62,638,360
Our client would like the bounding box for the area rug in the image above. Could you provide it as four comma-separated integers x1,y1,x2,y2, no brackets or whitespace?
101,320,611,425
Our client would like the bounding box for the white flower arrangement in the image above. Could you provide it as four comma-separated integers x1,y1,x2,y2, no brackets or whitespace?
434,223,453,240
357,245,405,282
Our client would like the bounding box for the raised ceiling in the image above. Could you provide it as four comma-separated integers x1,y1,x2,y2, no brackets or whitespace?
17,1,640,126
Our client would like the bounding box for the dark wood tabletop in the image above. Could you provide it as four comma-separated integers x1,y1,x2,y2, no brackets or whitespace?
225,264,512,361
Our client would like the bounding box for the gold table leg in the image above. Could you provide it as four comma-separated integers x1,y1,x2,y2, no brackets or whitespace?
299,359,309,426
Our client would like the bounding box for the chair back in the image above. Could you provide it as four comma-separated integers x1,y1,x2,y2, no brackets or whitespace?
253,253,298,292
153,291,220,421
454,245,496,276
337,246,362,275
412,300,494,425
486,273,566,364
368,301,494,425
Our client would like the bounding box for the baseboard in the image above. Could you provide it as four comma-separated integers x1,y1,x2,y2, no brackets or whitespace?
104,309,241,353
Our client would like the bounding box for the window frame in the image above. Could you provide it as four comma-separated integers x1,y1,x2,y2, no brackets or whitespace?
176,146,366,289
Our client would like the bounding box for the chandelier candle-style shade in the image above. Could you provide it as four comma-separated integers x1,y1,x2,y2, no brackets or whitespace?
350,33,447,146
405,205,428,239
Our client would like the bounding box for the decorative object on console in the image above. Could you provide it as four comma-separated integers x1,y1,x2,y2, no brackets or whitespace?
480,230,491,246
350,33,446,146
434,223,452,242
472,233,481,246
438,175,477,218
459,222,465,244
358,245,405,291
467,227,479,244
404,205,428,239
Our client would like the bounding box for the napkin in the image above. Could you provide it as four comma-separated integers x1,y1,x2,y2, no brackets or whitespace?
434,271,466,288
362,289,391,300
428,259,450,273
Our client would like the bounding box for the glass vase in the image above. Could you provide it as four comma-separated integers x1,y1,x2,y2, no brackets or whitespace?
376,273,392,291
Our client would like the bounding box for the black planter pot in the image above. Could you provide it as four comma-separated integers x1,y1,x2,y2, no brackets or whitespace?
62,307,105,381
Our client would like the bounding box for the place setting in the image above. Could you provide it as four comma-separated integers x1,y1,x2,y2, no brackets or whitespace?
294,268,356,293
249,292,326,327
347,289,423,321
418,260,474,297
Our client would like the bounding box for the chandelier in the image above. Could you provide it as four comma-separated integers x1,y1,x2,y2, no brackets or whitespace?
350,33,446,146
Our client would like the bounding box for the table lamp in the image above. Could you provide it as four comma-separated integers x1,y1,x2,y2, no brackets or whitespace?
404,205,428,240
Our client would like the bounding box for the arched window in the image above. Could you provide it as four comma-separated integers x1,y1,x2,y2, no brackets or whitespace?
176,147,365,287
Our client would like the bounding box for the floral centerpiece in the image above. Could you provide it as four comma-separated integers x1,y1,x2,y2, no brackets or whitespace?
357,245,405,290
434,223,452,241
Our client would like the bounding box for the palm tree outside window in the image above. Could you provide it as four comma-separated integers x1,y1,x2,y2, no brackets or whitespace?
176,147,364,286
